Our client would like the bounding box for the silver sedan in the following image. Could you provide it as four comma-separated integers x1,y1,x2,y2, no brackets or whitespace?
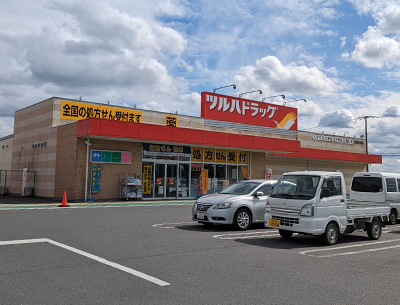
192,179,277,230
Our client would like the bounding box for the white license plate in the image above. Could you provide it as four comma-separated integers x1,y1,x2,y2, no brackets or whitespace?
197,212,204,220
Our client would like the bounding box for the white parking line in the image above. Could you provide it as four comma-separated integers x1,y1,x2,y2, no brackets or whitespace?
299,238,400,257
0,238,170,286
152,221,195,228
213,230,280,240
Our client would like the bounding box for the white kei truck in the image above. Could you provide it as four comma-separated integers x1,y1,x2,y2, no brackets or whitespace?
264,171,390,245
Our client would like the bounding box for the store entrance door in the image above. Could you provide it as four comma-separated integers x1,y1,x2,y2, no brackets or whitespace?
153,161,190,199
165,163,177,198
154,163,165,199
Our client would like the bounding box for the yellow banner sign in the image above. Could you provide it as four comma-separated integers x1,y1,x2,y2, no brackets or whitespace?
237,151,248,164
61,100,143,123
203,148,215,162
215,149,227,163
143,165,152,195
227,150,237,164
191,147,203,161
165,115,178,127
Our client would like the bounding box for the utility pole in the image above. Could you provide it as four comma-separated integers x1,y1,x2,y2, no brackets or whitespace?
359,115,378,172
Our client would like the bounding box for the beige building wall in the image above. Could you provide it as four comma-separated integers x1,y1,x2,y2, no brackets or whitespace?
0,135,13,170
12,98,58,197
297,131,366,153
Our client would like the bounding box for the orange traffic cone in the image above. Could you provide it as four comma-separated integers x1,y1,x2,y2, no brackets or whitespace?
58,191,70,207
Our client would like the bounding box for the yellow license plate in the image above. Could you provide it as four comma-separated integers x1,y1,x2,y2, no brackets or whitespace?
269,219,280,228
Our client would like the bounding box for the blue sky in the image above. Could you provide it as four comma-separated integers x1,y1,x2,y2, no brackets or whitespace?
1,0,400,171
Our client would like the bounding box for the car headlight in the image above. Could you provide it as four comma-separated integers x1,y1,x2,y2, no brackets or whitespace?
213,201,233,209
300,203,314,217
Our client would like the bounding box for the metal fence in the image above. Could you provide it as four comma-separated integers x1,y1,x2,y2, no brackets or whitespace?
0,170,36,197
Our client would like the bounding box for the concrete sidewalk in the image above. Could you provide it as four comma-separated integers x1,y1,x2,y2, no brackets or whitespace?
0,195,195,206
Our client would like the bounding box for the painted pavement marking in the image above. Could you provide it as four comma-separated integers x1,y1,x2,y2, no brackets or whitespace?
298,238,400,257
152,221,197,228
0,238,170,286
212,230,280,240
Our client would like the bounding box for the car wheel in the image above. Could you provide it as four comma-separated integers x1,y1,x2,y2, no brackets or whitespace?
389,210,397,225
233,208,251,230
279,229,293,239
321,222,339,246
367,219,382,240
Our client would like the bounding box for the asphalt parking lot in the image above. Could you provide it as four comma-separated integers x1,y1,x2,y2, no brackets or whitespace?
2,199,400,304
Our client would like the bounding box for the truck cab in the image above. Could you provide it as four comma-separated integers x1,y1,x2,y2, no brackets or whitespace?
265,171,346,235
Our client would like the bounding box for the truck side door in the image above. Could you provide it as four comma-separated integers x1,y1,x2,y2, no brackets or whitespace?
317,176,347,230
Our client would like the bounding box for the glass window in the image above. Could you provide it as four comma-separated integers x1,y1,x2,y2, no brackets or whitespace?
190,167,201,198
238,166,246,181
321,177,342,197
154,164,165,198
386,178,397,192
227,165,237,185
351,177,383,192
178,164,189,198
256,184,275,196
204,164,215,194
215,164,226,193
221,181,261,195
271,175,321,199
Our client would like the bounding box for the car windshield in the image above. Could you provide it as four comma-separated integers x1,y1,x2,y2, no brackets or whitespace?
220,181,261,195
270,175,320,199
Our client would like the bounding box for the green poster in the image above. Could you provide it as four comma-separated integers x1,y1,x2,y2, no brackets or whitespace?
112,152,121,163
102,151,112,162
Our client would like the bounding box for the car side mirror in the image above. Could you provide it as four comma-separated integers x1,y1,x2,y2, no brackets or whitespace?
255,191,264,197
320,189,329,199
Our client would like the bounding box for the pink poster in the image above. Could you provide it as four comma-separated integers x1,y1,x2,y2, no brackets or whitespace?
121,152,131,164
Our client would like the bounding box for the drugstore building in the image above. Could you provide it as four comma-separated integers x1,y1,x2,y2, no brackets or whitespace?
1,92,381,200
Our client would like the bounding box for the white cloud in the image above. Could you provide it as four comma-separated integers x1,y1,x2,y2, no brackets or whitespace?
318,108,358,128
377,3,400,34
350,26,400,68
382,104,400,117
296,99,324,118
157,0,191,18
0,0,191,127
233,56,339,97
180,92,201,108
340,37,346,47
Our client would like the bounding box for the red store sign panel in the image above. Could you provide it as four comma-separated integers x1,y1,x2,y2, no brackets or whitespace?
201,92,298,131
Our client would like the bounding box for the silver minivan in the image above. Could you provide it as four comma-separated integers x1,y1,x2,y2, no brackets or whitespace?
192,179,277,230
